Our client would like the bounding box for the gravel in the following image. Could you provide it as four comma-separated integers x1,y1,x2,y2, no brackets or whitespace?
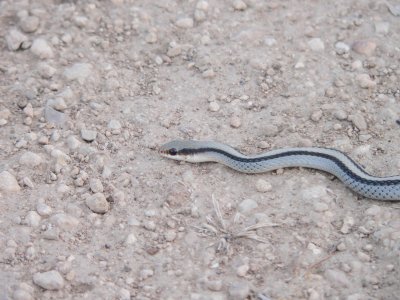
33,270,65,290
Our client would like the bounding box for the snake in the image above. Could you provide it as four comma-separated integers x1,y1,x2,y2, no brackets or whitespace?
159,140,400,201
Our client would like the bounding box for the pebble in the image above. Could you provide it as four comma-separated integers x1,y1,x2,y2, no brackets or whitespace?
30,38,54,59
365,205,381,217
23,177,34,188
13,289,33,300
357,251,371,262
340,215,355,234
334,110,347,120
164,230,177,242
352,40,376,56
194,10,207,22
206,279,222,291
263,124,279,137
19,151,43,167
63,63,93,82
6,28,28,51
348,114,367,130
66,135,81,150
325,269,350,287
23,103,33,118
301,185,329,201
86,193,110,214
308,38,325,51
25,211,41,227
81,129,97,142
0,171,21,193
313,202,329,212
36,202,52,216
50,213,79,230
256,179,272,193
33,270,65,290
310,110,323,122
264,37,277,46
20,16,40,33
236,264,250,277
233,0,247,10
208,102,220,112
335,42,350,53
47,98,67,111
108,119,121,130
238,199,258,213
89,178,104,193
176,17,194,28
196,0,209,10
356,74,376,89
230,116,242,128
125,233,137,245
139,268,154,280
374,22,389,34
44,106,66,126
38,62,57,79
202,69,215,78
228,282,250,299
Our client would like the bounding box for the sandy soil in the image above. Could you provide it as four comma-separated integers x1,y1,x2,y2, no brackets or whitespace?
1,0,400,299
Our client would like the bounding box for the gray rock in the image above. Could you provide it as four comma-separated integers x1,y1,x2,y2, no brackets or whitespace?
238,199,258,213
352,40,376,56
6,28,28,51
228,282,250,299
63,63,93,82
31,38,54,59
33,270,64,290
47,98,67,112
324,269,350,287
50,213,79,230
108,119,121,130
45,106,66,126
0,171,21,193
80,129,97,142
86,193,110,214
19,151,43,167
308,38,325,51
20,16,40,33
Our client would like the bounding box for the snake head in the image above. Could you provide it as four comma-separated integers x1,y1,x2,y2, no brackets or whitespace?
159,140,209,163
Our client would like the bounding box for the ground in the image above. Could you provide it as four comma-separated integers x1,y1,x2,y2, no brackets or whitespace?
0,0,400,299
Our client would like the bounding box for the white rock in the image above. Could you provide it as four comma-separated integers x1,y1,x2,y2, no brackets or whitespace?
310,110,323,122
89,178,104,193
256,179,272,193
233,0,247,10
125,233,137,245
20,16,40,33
86,193,110,214
6,28,28,51
33,270,64,290
13,289,33,300
196,0,209,11
81,129,97,142
374,22,389,34
230,116,242,128
264,37,277,46
19,151,43,167
50,213,79,230
64,63,93,82
0,171,21,193
324,269,350,287
335,42,350,53
340,215,355,234
208,102,220,112
236,264,249,277
202,69,215,78
45,106,66,125
31,38,54,59
164,230,177,242
238,199,258,213
25,211,41,227
301,185,329,201
308,38,325,51
176,17,194,28
348,114,367,130
37,62,57,79
108,119,121,130
36,203,52,216
66,135,81,150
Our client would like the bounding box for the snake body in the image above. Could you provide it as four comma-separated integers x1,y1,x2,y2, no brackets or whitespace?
159,140,400,201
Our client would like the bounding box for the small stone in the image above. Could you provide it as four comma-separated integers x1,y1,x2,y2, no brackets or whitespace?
139,268,154,280
37,62,56,79
145,31,157,44
125,233,137,245
337,242,346,251
356,74,376,89
313,202,329,212
233,0,247,10
164,230,177,242
50,213,79,230
340,215,355,234
230,116,242,128
13,289,33,300
167,44,182,57
89,178,104,193
263,124,279,137
176,17,194,28
108,119,121,130
143,220,156,231
352,40,376,56
33,270,64,290
23,177,34,188
325,87,336,98
207,279,222,291
238,199,258,213
264,37,277,46
375,22,389,34
36,202,52,216
20,16,40,33
25,211,41,227
63,63,93,82
310,110,323,122
325,269,350,288
23,103,33,118
31,38,54,59
228,282,250,299
6,28,28,51
357,251,371,262
194,10,207,22
86,193,110,214
0,171,21,193
365,205,381,216
196,1,209,11
19,151,43,167
208,102,220,112
294,61,305,69
334,110,347,120
236,264,249,277
47,98,67,111
202,69,215,78
348,114,367,131
335,42,350,53
256,179,272,193
44,106,66,126
81,129,97,142
66,135,80,150
308,38,325,51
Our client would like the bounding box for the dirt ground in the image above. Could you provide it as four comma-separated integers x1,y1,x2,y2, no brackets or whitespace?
1,0,400,299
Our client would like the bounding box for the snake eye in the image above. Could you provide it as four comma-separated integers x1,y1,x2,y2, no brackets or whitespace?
168,148,178,156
